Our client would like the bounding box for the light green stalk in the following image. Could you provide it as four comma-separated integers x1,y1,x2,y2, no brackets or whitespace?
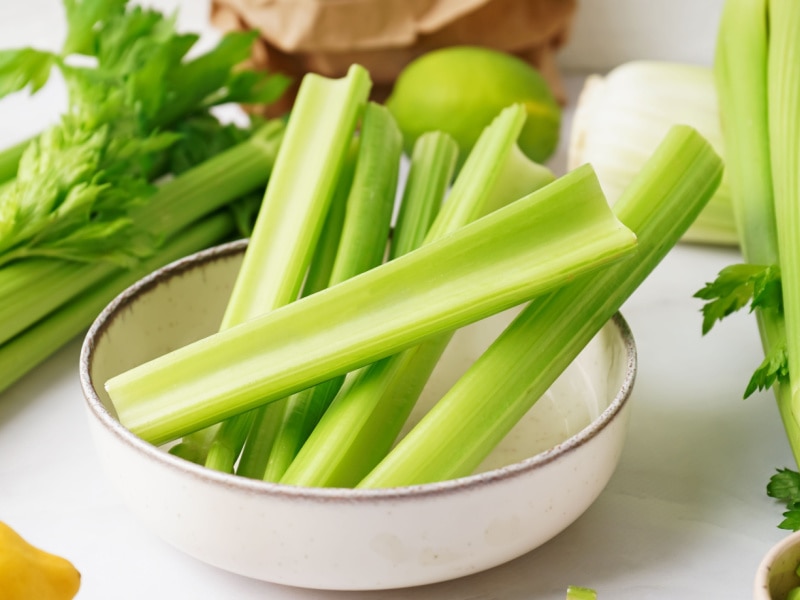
281,106,554,487
237,102,403,478
262,130,457,483
0,212,236,393
0,123,285,394
360,125,722,487
0,120,285,348
203,65,372,473
768,1,800,429
388,132,459,260
714,0,800,466
106,162,636,446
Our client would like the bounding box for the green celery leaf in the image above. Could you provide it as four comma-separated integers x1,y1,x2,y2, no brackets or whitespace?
768,468,800,503
62,0,127,56
778,503,800,531
0,48,57,99
207,70,292,107
745,341,789,398
694,263,781,334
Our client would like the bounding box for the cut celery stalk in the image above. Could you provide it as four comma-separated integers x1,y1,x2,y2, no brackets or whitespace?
203,65,372,473
3,213,236,394
767,1,800,424
220,65,371,329
106,163,636,445
0,120,285,348
389,132,458,260
233,141,359,477
300,139,359,298
275,132,460,485
243,102,402,480
359,125,722,488
281,107,555,487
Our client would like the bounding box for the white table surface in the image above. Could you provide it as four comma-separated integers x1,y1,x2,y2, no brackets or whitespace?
0,2,794,599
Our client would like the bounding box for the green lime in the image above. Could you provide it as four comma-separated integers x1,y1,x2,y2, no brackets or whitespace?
386,46,561,167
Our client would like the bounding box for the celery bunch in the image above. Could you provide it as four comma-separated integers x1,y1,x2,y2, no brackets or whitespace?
694,0,800,528
0,0,289,393
104,64,724,488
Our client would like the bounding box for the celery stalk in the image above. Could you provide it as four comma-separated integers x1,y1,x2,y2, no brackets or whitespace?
203,65,372,473
232,144,359,476
768,1,800,426
106,163,636,446
256,102,403,481
0,123,285,394
4,213,236,393
268,133,457,483
360,125,722,487
281,107,555,487
389,132,458,260
0,121,285,348
713,0,800,467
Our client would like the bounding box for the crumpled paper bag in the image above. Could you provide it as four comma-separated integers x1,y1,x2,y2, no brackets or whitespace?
210,0,577,116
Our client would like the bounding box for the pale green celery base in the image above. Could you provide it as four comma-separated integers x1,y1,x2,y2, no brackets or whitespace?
360,125,723,487
107,164,636,445
0,214,235,395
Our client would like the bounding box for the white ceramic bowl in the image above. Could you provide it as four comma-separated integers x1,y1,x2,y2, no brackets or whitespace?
79,239,637,591
754,531,800,599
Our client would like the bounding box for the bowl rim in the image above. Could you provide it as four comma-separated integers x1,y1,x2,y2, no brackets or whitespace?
79,238,637,503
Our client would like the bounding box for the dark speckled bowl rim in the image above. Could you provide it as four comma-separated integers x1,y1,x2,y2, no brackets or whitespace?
79,238,637,504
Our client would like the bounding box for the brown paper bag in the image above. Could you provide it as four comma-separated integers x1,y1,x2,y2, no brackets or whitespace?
210,0,577,116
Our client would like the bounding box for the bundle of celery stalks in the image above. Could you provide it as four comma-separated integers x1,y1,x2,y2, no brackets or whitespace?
0,0,726,490
103,58,724,488
0,0,289,394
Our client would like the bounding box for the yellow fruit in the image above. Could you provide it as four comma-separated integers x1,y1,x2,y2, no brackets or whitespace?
0,522,81,600
386,46,561,168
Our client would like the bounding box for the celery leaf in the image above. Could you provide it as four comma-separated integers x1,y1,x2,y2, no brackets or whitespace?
767,469,800,531
62,0,127,56
745,342,789,397
694,263,782,334
0,48,57,99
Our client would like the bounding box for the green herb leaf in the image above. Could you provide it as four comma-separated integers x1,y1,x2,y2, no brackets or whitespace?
745,342,789,397
768,468,800,503
62,0,127,55
694,263,782,334
0,48,57,99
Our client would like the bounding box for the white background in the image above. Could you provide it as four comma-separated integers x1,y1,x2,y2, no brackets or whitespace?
0,1,792,599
